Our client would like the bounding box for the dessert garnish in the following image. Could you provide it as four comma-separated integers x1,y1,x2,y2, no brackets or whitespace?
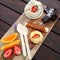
31,5,38,12
32,34,40,38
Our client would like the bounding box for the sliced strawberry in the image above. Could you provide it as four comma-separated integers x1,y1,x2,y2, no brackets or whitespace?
14,45,21,55
31,5,38,12
3,48,13,59
32,34,40,38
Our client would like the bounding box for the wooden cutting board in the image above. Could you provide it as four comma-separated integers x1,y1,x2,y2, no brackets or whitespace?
0,10,59,60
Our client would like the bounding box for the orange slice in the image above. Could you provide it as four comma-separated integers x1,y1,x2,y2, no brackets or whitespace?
0,33,18,43
0,40,20,50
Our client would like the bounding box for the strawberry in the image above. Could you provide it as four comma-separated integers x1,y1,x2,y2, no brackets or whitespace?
32,34,40,38
31,5,38,12
3,48,13,59
14,45,21,55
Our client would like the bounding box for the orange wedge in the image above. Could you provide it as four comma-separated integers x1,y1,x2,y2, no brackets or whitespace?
0,40,20,50
0,33,18,43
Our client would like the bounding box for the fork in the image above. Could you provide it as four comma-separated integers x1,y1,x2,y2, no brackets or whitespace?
22,25,31,60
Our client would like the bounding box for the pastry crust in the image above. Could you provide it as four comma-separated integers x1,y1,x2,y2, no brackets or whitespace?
30,31,43,44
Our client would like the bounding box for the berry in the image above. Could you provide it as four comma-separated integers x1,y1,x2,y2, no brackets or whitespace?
32,34,40,38
3,48,13,59
31,5,38,12
14,45,21,55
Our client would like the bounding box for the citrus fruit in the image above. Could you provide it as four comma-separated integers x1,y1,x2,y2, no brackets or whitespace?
0,33,18,43
0,40,20,50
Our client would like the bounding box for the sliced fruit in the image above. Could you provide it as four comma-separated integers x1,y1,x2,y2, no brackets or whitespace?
0,40,20,50
3,48,13,59
14,45,21,55
0,33,18,43
32,34,40,38
31,5,38,12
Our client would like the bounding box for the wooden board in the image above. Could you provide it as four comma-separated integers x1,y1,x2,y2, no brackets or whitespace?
0,12,59,60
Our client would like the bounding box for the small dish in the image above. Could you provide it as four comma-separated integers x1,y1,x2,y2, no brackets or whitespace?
24,0,43,19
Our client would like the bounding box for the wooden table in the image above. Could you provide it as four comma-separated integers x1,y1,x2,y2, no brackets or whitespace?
0,0,60,60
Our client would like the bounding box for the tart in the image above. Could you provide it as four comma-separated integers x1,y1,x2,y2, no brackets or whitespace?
24,0,43,19
30,31,43,44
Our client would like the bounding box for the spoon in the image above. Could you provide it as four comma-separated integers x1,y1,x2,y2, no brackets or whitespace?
17,24,26,57
22,25,31,60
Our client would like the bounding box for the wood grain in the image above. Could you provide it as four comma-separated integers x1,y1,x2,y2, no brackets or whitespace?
52,20,60,34
0,4,20,25
44,31,60,53
22,0,29,2
0,0,26,14
0,20,10,38
32,45,60,60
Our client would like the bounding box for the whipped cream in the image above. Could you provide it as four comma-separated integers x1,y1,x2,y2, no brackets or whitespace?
24,0,43,19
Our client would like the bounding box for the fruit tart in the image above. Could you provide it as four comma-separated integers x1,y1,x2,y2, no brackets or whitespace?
24,0,43,19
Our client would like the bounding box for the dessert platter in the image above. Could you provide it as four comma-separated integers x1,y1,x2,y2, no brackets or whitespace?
0,0,59,60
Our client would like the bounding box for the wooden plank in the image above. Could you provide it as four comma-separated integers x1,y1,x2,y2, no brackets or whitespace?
23,0,29,2
52,20,60,34
32,45,60,60
38,0,60,17
0,0,26,14
0,20,10,38
0,4,20,25
44,31,60,53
